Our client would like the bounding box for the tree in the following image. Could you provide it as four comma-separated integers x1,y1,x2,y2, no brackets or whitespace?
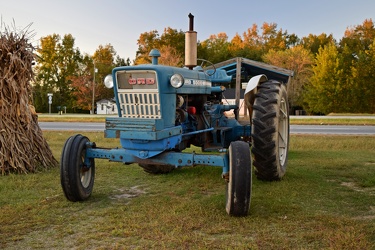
304,42,345,114
56,34,82,110
69,54,95,112
34,34,81,112
303,19,375,114
69,74,92,111
228,33,244,55
363,40,375,112
261,22,287,52
70,44,122,113
228,22,296,62
135,30,160,65
240,24,263,61
159,45,183,66
340,19,375,54
243,24,260,46
159,27,185,66
200,32,231,64
263,45,313,110
92,44,118,103
348,39,375,113
134,28,185,66
337,19,375,113
33,34,60,112
300,33,335,55
115,55,130,67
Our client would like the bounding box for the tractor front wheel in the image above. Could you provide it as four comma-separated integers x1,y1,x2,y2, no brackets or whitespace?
251,81,289,181
60,134,95,201
226,141,252,216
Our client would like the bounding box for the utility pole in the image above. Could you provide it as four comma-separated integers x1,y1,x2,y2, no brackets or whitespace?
92,62,97,114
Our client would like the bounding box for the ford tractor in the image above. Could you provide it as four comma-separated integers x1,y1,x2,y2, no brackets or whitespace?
60,14,292,216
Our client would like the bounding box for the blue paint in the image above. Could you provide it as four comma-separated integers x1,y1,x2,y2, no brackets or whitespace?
87,55,254,174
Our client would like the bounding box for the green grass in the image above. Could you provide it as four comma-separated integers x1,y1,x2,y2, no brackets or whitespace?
38,114,110,122
1,133,375,249
290,118,375,125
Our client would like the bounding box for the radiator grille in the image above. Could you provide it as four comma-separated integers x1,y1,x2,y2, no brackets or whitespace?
118,92,161,119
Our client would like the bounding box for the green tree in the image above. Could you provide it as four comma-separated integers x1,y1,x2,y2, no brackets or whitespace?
92,44,118,107
33,34,59,112
56,34,82,109
199,32,231,64
337,19,375,113
285,33,300,48
115,55,130,67
300,33,335,55
349,39,375,113
364,40,375,112
34,34,81,112
304,42,346,114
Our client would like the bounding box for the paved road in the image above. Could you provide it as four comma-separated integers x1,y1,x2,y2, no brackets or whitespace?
40,122,105,131
39,122,375,135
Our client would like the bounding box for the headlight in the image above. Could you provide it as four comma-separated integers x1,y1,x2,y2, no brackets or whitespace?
104,74,113,88
170,74,184,88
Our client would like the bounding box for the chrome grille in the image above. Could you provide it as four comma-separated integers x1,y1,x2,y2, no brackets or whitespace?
119,92,161,119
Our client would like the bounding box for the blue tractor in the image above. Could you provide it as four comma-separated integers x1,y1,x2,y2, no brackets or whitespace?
60,14,292,216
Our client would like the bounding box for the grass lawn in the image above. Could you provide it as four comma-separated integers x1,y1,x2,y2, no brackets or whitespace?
290,118,375,125
1,132,375,249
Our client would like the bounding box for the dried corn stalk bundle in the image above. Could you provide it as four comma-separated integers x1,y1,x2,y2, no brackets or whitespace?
0,24,57,174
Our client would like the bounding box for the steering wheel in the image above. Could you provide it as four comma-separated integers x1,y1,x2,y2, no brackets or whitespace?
197,58,216,76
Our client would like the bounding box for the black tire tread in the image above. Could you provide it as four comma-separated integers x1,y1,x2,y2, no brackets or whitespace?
60,134,95,201
251,81,289,181
226,141,252,217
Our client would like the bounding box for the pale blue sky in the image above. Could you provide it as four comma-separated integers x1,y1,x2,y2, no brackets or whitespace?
1,0,374,60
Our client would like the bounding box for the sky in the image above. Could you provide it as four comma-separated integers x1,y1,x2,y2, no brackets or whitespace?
1,0,375,61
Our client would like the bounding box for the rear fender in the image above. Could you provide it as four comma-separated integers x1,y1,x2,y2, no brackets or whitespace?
244,74,268,120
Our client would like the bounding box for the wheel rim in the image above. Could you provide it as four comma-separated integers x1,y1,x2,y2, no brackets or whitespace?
80,151,92,188
278,97,289,166
225,144,234,214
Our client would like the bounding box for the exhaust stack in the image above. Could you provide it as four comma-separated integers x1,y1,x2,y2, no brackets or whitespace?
185,13,197,69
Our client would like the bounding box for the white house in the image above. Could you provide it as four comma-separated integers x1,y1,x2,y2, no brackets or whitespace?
96,99,118,115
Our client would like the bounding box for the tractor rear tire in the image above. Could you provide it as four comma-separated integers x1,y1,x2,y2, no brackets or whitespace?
139,164,175,174
251,81,289,181
60,134,95,201
226,141,252,216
